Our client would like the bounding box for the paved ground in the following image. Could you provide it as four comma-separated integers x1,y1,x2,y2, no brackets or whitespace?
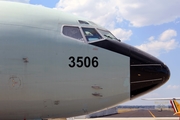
52,118,179,120
104,109,176,118
86,118,179,120
48,109,179,120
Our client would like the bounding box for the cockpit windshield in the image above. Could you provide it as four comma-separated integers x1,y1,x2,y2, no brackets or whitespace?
97,29,119,41
62,25,119,43
82,27,103,42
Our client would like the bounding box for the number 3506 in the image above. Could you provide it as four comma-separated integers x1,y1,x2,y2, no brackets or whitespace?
69,56,98,68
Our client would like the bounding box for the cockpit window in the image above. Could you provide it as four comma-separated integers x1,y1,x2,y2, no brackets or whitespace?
63,26,83,41
78,20,89,25
97,29,118,41
82,28,102,42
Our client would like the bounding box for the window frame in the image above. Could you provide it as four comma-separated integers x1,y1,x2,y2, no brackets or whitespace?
61,25,106,43
61,25,86,42
81,27,105,43
97,28,118,41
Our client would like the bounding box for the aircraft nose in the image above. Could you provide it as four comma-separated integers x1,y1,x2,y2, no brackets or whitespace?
130,62,170,100
130,46,170,99
90,40,170,100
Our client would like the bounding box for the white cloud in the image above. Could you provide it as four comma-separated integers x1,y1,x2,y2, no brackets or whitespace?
56,0,121,29
111,28,132,41
159,29,177,41
56,0,180,27
0,0,29,3
167,85,180,90
136,29,178,56
117,0,180,27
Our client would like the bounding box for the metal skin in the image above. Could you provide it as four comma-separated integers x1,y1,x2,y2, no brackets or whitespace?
0,1,170,120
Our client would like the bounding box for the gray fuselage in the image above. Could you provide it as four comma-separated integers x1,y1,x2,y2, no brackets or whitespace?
0,1,170,120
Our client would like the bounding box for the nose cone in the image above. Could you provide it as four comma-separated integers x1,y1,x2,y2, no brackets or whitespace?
130,47,170,99
90,40,170,99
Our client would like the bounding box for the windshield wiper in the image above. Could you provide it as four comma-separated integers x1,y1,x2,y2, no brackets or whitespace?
104,34,121,42
104,34,113,39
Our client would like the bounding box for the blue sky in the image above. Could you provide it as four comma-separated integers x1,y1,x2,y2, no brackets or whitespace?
3,0,180,105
